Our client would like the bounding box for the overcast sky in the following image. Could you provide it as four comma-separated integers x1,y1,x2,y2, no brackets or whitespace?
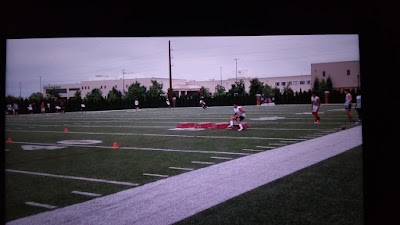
6,34,359,98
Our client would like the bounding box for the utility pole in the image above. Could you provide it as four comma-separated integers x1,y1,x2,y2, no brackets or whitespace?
122,69,125,93
220,67,223,86
40,76,42,93
234,58,238,82
19,82,21,97
169,40,173,103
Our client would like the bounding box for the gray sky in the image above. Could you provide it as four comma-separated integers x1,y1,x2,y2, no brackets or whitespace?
6,35,359,98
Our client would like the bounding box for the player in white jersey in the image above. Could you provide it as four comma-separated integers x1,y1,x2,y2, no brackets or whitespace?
344,89,354,123
227,103,246,131
355,90,361,122
311,92,321,124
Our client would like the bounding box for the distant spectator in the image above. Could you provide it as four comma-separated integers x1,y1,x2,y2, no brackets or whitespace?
81,103,86,113
311,91,321,124
40,102,46,114
7,104,14,115
355,90,361,122
28,104,33,114
344,89,354,123
134,99,140,111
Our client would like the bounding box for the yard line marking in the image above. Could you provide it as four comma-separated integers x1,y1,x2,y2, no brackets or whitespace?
242,149,263,152
191,161,216,165
25,202,57,209
71,191,102,197
255,146,276,149
6,129,321,141
143,173,169,178
7,141,251,156
280,140,299,143
269,143,287,146
168,167,195,171
210,156,233,160
6,169,139,186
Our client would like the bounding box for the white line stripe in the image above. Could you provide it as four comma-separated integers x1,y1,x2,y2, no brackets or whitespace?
210,156,233,160
71,191,102,197
269,143,287,146
9,141,251,156
143,173,169,178
280,140,299,143
191,161,216,165
168,167,195,171
6,169,139,186
255,146,276,149
7,129,317,141
25,201,57,209
242,149,263,152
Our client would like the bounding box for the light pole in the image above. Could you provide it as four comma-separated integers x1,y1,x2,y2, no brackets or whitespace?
19,82,21,97
40,76,42,93
234,58,238,82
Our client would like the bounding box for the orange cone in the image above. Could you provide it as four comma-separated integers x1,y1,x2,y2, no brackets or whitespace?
64,128,69,133
7,137,12,143
113,142,119,149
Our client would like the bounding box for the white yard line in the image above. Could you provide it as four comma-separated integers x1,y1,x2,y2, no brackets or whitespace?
210,156,233,160
143,173,169,178
168,167,195,171
8,141,251,156
6,169,139,186
25,202,57,209
191,161,216,165
242,149,264,152
255,146,276,149
71,191,102,197
6,129,323,141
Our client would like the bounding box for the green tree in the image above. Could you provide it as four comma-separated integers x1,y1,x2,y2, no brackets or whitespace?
228,79,246,96
262,84,273,97
86,88,105,110
86,88,103,103
318,78,328,95
146,80,165,98
326,76,333,91
28,92,44,104
214,84,226,97
107,87,123,109
283,84,294,96
125,81,147,103
249,78,264,96
312,77,320,93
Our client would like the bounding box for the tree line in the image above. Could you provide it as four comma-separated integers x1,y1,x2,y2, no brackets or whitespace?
5,77,354,114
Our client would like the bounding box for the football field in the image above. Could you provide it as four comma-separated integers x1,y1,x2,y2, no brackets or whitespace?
4,104,362,223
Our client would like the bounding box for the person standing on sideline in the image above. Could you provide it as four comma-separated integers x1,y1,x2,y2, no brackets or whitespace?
344,89,354,123
355,90,362,122
81,103,86,113
40,101,46,114
227,103,246,131
12,103,19,115
311,91,321,124
134,99,140,111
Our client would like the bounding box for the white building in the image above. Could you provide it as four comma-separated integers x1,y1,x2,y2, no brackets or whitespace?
43,75,312,99
311,60,360,92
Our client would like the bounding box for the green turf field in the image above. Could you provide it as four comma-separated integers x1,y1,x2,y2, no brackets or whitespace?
4,104,362,222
